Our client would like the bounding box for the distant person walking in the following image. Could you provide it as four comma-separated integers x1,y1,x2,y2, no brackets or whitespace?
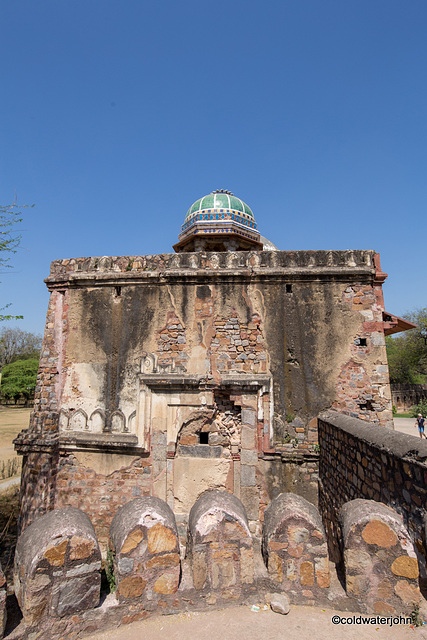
415,413,427,439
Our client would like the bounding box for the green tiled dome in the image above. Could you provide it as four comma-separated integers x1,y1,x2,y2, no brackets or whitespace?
175,189,262,252
186,191,254,220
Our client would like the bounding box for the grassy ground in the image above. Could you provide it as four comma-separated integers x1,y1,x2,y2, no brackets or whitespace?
394,412,412,418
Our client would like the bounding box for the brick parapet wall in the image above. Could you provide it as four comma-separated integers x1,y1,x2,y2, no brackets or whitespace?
318,410,427,572
45,249,377,284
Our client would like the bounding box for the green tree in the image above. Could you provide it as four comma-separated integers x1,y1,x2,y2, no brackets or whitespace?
0,358,38,405
0,201,33,321
0,328,42,369
386,307,427,383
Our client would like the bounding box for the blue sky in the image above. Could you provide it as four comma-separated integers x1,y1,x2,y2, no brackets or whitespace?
1,0,426,335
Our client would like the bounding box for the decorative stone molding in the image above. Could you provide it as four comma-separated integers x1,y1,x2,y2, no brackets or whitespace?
45,250,377,290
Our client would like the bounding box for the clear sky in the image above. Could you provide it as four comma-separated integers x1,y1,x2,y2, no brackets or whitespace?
1,0,426,335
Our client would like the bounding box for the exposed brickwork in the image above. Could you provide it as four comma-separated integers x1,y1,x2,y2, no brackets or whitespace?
333,359,391,425
109,497,180,604
210,312,267,375
29,290,65,434
336,284,393,427
156,312,188,371
16,248,394,568
177,393,241,450
18,449,59,533
188,491,254,594
318,411,427,574
54,455,152,547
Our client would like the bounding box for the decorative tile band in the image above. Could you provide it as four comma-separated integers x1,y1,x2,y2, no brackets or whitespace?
182,210,257,232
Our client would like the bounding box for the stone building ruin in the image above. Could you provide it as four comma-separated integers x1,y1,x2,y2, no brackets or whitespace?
7,190,425,636
15,189,408,544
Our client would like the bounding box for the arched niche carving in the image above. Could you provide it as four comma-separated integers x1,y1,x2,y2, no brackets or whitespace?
59,409,70,431
127,410,136,434
90,409,105,433
176,395,241,452
70,409,88,431
111,409,126,433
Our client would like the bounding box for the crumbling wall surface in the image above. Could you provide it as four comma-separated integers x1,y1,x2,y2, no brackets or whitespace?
54,452,152,548
262,493,330,602
16,447,59,533
318,410,427,575
13,507,101,626
41,249,391,438
187,490,254,593
339,499,420,614
109,496,180,603
15,250,393,538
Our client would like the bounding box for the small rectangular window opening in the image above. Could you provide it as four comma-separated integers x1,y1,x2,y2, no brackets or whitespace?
115,286,122,297
286,284,292,294
199,432,209,444
354,337,367,347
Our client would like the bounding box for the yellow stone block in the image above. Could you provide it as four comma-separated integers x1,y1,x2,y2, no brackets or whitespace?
362,520,397,547
391,556,419,580
147,523,177,554
121,527,144,555
43,540,68,567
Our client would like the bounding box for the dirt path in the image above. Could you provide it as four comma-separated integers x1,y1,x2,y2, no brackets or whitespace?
83,604,427,640
0,407,31,464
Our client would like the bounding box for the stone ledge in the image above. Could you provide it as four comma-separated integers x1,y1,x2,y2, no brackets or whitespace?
59,432,146,454
14,431,148,455
141,374,271,392
46,269,376,290
319,410,427,461
14,430,59,455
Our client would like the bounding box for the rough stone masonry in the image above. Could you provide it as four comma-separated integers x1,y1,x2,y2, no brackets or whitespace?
15,191,406,552
14,247,396,548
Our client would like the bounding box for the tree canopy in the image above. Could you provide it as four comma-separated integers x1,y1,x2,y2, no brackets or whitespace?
0,328,42,369
386,308,427,384
0,358,38,404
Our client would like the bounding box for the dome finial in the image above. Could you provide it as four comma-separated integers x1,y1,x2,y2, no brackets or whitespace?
213,189,233,196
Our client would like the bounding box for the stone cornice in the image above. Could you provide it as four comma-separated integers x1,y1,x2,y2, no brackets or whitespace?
45,250,377,290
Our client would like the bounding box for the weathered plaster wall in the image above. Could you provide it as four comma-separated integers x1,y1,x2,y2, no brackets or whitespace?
15,250,393,542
